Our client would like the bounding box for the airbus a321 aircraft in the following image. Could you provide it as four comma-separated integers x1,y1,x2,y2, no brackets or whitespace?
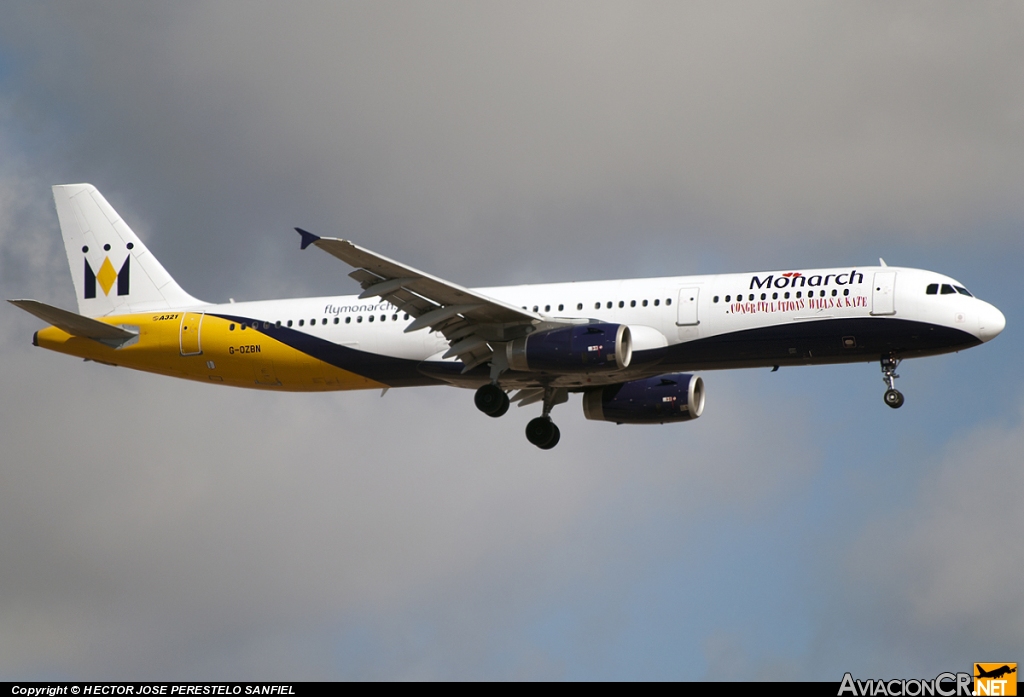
11,184,1006,449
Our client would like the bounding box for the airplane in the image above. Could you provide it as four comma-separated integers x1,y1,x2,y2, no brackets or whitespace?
975,665,1017,680
10,184,1006,449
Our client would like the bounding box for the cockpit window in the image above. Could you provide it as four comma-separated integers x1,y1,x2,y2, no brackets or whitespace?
940,284,956,295
954,286,973,297
926,283,938,295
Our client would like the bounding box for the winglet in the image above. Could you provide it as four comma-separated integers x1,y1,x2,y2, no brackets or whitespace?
295,228,321,250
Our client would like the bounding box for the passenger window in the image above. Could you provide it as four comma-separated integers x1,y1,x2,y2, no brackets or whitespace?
642,300,648,307
713,296,719,303
772,292,778,300
595,302,600,310
369,315,374,322
393,314,398,321
760,293,766,300
630,300,636,307
229,324,235,331
558,304,564,311
404,313,410,320
577,303,583,310
298,320,304,327
287,320,293,327
725,295,731,302
545,305,550,312
831,289,837,296
796,291,802,299
533,305,539,312
333,317,339,324
357,316,362,323
784,292,790,299
843,289,849,296
618,301,624,308
654,299,660,306
322,318,327,325
345,317,351,324
941,284,956,295
748,294,754,301
926,284,938,295
381,315,386,322
276,321,281,327
607,302,612,309
666,298,672,305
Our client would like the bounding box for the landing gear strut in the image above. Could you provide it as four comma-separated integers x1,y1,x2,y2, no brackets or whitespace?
881,354,905,409
475,383,509,417
525,387,567,450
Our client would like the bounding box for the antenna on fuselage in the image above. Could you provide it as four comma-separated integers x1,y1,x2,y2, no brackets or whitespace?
879,258,888,266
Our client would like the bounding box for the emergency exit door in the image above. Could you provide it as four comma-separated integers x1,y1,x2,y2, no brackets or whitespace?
870,272,897,316
179,312,204,355
676,287,700,326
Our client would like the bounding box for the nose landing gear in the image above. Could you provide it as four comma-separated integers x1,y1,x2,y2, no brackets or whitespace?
881,354,905,409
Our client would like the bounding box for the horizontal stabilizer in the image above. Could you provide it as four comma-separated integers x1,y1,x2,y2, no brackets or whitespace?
9,299,138,345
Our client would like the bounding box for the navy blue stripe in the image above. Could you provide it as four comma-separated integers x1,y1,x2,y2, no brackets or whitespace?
661,317,979,370
211,314,442,387
211,313,978,387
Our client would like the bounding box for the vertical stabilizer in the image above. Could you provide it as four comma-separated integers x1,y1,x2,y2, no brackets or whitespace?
53,184,202,317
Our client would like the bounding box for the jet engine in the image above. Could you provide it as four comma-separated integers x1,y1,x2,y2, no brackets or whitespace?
582,373,705,424
506,323,631,373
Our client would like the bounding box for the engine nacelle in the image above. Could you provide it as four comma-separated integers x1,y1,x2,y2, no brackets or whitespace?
506,323,632,373
582,373,705,424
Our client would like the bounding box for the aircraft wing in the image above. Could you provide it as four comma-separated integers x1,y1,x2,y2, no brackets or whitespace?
295,229,551,371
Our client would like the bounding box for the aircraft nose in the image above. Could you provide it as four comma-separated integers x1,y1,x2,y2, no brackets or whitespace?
978,303,1006,342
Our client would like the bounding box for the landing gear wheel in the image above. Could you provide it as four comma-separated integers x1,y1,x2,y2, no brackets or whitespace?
526,417,560,449
475,384,509,417
539,424,560,450
880,354,905,410
884,389,905,409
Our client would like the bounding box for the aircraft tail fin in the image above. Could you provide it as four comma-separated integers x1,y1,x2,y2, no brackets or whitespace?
52,184,202,317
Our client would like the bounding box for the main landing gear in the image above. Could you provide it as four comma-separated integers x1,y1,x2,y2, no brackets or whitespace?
880,354,905,409
473,383,565,449
525,387,567,450
474,383,509,417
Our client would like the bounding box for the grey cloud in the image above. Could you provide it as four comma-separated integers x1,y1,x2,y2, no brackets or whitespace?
1,1,1022,680
0,343,817,677
811,410,1024,677
3,2,1023,301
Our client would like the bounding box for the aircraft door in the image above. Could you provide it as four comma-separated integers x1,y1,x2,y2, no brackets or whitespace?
179,312,204,355
676,287,700,326
871,272,897,316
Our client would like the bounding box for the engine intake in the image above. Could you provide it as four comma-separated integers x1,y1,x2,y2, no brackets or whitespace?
506,323,632,373
582,373,705,424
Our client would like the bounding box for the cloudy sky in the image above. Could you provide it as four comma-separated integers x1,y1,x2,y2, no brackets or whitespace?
1,1,1021,680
